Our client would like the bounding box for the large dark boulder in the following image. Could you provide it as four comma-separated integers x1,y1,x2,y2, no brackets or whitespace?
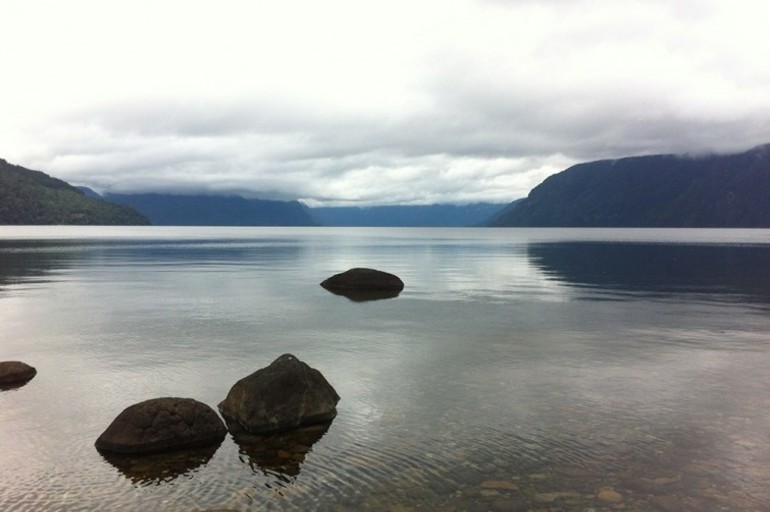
0,361,37,386
218,354,340,434
95,397,227,454
321,268,404,292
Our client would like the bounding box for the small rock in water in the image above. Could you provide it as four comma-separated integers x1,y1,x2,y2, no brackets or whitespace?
321,268,404,291
596,488,623,502
320,268,404,301
0,361,37,386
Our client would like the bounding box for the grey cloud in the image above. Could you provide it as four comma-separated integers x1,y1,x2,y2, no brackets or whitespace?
70,98,320,138
47,85,770,206
10,0,769,206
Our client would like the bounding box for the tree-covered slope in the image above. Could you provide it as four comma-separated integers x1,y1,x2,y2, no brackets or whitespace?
489,144,770,227
0,159,150,225
104,193,317,226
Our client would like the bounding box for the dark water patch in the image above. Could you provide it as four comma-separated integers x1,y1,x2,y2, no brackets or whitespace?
528,241,770,305
0,240,83,290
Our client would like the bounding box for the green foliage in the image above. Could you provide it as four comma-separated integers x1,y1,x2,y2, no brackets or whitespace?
0,159,150,225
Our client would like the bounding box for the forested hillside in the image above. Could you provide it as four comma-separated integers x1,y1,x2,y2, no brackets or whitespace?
489,144,770,227
0,159,149,225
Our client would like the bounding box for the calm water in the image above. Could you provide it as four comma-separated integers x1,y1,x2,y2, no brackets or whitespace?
1,227,769,512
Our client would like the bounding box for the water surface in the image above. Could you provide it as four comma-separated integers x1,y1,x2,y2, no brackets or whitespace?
1,227,769,511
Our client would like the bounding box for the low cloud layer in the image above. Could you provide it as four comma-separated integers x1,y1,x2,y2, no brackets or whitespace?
2,0,769,205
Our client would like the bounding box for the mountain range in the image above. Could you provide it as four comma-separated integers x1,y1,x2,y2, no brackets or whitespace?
489,144,770,227
4,143,770,227
98,192,503,227
101,192,317,226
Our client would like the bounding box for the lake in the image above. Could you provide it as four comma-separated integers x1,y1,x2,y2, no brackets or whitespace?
1,226,769,511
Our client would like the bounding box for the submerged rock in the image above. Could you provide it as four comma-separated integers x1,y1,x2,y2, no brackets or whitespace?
321,268,404,292
95,397,227,454
597,488,623,502
0,361,37,387
218,354,340,434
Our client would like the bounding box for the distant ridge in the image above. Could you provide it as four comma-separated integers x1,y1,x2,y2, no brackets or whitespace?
310,203,507,227
102,193,504,227
0,159,149,225
103,193,317,226
489,144,770,227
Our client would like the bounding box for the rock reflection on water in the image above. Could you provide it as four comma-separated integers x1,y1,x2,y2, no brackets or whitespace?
99,442,221,486
227,419,331,479
321,287,401,302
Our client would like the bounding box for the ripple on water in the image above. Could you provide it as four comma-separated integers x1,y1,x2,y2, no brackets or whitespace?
201,421,622,510
205,418,769,511
2,404,768,511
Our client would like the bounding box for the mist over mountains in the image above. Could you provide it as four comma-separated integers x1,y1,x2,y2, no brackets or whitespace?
100,193,505,227
309,203,506,227
3,143,770,227
76,187,506,227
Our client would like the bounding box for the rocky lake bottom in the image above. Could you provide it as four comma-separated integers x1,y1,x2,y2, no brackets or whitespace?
1,227,769,511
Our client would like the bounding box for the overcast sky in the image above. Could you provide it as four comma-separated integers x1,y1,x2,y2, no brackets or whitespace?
1,0,769,205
